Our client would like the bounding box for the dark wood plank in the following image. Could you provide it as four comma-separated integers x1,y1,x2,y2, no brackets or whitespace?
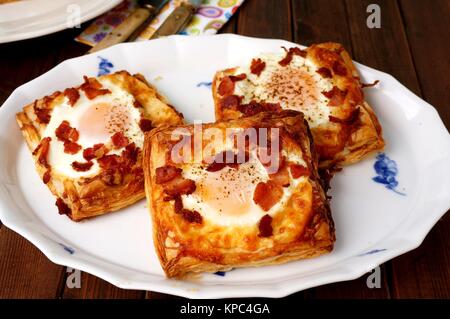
237,0,293,41
292,0,353,50
62,272,145,299
388,0,450,298
344,0,449,298
292,0,390,298
0,227,65,298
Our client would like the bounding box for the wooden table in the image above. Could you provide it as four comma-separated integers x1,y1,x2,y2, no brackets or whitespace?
0,0,449,299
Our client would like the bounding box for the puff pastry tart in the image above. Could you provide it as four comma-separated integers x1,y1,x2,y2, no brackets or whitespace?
143,110,334,277
212,42,384,168
16,71,184,221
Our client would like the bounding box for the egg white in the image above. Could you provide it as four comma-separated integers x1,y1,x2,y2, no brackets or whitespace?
233,49,333,128
42,78,143,179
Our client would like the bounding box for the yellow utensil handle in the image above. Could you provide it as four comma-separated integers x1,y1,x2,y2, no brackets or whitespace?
88,7,153,53
150,3,195,39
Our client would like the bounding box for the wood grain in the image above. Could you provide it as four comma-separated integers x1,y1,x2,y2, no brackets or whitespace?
237,0,293,40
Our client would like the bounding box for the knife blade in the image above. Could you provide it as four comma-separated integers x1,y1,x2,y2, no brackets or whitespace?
88,0,168,54
150,0,202,39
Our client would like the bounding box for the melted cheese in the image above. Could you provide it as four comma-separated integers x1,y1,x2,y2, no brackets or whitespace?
42,78,143,179
233,50,333,128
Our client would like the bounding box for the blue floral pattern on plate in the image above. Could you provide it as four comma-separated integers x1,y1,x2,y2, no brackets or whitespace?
358,249,387,257
58,243,75,255
97,56,114,76
372,153,406,195
196,81,212,88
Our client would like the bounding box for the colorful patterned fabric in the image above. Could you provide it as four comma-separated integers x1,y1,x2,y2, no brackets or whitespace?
76,0,244,46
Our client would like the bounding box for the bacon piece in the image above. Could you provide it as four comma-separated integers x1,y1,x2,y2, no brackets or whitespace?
290,164,309,178
332,60,347,76
322,86,347,106
139,118,153,132
133,100,142,108
269,161,290,187
361,80,380,88
83,143,106,161
34,105,51,124
98,154,122,169
111,132,129,148
34,137,51,168
229,73,247,82
173,196,183,214
63,141,81,154
253,180,283,211
64,88,80,106
206,150,248,172
218,76,235,96
317,67,332,78
55,120,79,142
181,209,203,224
250,58,266,76
155,165,182,184
238,100,264,116
43,169,51,184
80,76,111,99
72,161,94,172
122,142,139,165
258,214,273,237
55,198,71,216
279,47,307,66
164,178,196,197
329,107,360,124
219,94,242,110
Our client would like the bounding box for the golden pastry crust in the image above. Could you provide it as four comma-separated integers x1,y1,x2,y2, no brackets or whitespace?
16,71,184,221
212,42,384,168
143,110,334,278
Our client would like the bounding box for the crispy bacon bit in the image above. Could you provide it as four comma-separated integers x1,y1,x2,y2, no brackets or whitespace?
279,47,307,66
218,76,235,96
55,120,79,142
155,165,182,184
269,161,290,187
111,132,129,148
317,67,332,78
133,100,142,108
64,88,80,106
290,164,309,178
43,169,51,184
206,150,249,172
219,94,242,109
258,214,273,237
139,118,153,132
361,80,380,88
332,61,347,76
80,76,111,99
164,178,196,197
34,105,51,124
122,142,139,165
55,198,71,216
329,107,360,124
72,161,94,172
229,73,247,82
253,180,283,211
35,137,51,168
238,101,282,117
83,143,106,161
250,58,266,76
322,86,347,106
181,209,203,224
64,141,81,154
173,196,183,214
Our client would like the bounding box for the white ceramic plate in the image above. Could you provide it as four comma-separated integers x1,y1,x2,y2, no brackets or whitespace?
0,0,122,43
0,34,449,298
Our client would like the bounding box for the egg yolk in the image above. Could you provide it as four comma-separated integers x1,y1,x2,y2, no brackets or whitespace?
189,162,265,216
78,102,130,143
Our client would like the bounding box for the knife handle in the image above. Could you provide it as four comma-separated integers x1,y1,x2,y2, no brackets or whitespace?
89,7,155,53
150,3,195,39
